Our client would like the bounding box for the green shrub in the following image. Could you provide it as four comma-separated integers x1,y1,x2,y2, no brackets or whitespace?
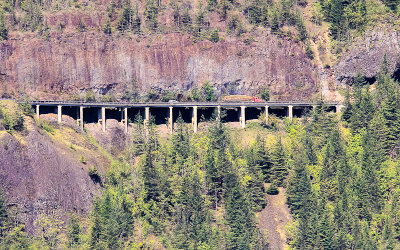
37,119,54,134
258,86,270,101
19,101,35,117
85,90,96,102
209,29,220,43
266,185,279,195
89,166,102,184
80,156,87,164
0,105,24,132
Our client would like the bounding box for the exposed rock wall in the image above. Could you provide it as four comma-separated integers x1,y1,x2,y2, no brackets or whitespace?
335,28,400,85
0,31,319,100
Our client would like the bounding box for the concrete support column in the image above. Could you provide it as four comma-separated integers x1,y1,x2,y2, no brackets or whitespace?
336,104,343,113
288,105,293,120
217,105,221,120
57,105,62,124
80,106,84,131
169,107,173,132
240,106,246,129
36,105,40,119
192,106,198,133
144,107,150,125
124,108,128,133
265,105,269,123
101,107,106,132
76,107,79,126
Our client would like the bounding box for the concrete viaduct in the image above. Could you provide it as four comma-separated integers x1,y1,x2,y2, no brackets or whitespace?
28,101,343,133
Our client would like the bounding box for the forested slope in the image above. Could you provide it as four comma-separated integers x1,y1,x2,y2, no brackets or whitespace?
2,55,400,248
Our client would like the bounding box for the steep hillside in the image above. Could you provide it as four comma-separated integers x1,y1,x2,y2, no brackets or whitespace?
0,100,111,233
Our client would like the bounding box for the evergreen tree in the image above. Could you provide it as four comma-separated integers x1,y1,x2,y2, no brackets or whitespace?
270,138,287,186
225,175,263,249
68,215,81,247
296,11,308,41
329,0,344,39
0,11,8,40
103,18,112,35
144,0,159,30
0,189,7,236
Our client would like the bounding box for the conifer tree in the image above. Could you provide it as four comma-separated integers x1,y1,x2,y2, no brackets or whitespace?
225,175,262,249
68,215,81,247
329,0,344,39
0,189,7,236
0,11,8,40
103,18,112,35
270,138,287,186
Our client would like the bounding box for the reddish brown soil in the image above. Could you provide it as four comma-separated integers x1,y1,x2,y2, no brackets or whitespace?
258,183,292,250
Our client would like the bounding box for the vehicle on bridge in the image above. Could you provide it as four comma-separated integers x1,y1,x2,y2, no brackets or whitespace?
223,95,263,102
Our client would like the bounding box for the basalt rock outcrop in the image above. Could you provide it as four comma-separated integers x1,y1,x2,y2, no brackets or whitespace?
335,28,400,85
0,31,319,101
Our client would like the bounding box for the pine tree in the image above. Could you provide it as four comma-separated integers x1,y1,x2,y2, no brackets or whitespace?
320,128,344,200
144,0,158,30
132,113,145,156
103,18,112,35
270,138,287,186
0,11,8,40
68,215,81,247
286,161,313,215
0,189,8,236
296,11,308,41
225,175,262,249
209,29,219,43
329,0,344,39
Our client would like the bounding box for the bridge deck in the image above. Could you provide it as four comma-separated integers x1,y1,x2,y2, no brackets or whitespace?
26,100,340,108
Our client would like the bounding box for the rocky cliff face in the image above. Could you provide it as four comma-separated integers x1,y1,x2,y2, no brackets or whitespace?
0,31,319,101
335,28,400,85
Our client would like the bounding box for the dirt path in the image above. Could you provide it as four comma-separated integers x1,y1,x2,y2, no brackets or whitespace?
258,183,292,250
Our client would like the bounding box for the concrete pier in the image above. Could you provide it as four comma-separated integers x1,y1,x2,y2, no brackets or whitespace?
36,105,40,119
169,107,173,132
265,105,269,123
57,105,62,123
240,106,246,129
101,107,106,132
192,106,198,133
80,106,84,130
144,107,150,125
124,108,128,132
288,105,293,120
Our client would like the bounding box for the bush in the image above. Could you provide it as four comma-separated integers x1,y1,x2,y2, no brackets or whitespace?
85,90,96,102
80,156,87,164
0,104,24,132
89,166,102,184
37,119,54,134
19,101,35,117
258,86,270,101
305,44,314,60
209,29,219,43
201,82,217,101
266,185,279,195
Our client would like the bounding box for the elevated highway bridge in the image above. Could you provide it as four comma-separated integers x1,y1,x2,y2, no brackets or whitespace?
17,100,343,133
